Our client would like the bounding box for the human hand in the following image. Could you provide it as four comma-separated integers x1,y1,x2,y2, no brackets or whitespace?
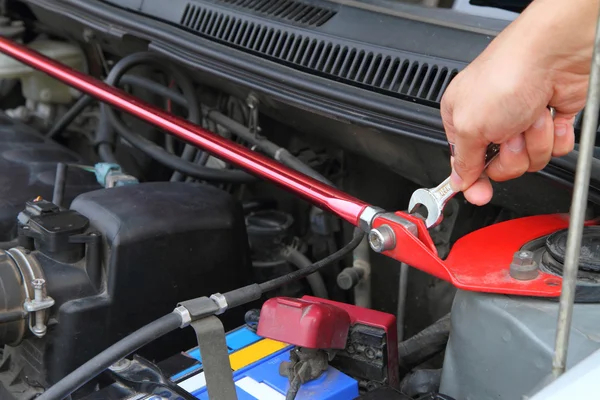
440,0,598,205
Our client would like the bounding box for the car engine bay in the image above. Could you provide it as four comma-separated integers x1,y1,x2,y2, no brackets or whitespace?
0,0,599,399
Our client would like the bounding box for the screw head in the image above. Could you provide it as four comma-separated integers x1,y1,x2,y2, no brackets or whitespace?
510,250,538,280
368,225,396,253
31,279,45,289
109,358,131,372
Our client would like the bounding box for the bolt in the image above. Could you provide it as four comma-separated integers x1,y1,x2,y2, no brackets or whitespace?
509,250,539,281
365,347,376,359
368,225,396,253
246,93,259,109
31,279,47,336
82,28,95,43
109,358,131,372
39,89,52,102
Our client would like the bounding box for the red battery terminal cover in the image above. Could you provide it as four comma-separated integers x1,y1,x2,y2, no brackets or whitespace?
257,296,400,387
257,297,351,350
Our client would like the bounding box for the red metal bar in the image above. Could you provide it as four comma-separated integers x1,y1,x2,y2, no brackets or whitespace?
0,37,576,298
0,37,368,226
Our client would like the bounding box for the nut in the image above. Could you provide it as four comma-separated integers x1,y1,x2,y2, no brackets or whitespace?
509,250,539,281
368,225,396,253
210,293,228,315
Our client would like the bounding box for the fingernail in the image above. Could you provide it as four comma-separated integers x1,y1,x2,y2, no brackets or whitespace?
506,134,525,152
450,170,463,190
533,114,545,129
555,124,567,137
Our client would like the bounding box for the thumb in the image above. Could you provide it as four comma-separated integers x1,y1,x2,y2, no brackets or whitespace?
450,135,488,191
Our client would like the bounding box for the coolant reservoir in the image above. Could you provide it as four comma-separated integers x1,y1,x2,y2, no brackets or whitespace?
0,40,84,103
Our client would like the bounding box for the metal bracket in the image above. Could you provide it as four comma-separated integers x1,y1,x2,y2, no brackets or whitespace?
371,212,573,297
189,316,237,400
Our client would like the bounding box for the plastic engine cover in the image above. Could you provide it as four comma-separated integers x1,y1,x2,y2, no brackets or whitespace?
36,182,254,385
0,112,99,240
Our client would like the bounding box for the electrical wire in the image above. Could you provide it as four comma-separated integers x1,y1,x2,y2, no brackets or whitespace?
46,95,94,139
36,312,183,400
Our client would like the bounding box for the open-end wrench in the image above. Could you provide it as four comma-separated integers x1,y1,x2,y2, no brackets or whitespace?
409,107,556,229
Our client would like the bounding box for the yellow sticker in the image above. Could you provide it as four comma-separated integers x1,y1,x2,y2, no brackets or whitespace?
229,338,288,371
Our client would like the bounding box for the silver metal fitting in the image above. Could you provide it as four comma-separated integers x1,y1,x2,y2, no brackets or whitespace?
358,206,385,232
210,293,228,315
509,250,539,281
368,225,396,253
173,306,192,329
24,278,54,337
109,358,131,372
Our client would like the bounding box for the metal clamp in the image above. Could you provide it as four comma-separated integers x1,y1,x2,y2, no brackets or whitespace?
7,248,54,338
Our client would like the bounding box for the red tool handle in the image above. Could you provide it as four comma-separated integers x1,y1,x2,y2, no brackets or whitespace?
0,37,368,227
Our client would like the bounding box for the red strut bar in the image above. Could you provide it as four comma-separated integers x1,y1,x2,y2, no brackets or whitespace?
0,36,565,297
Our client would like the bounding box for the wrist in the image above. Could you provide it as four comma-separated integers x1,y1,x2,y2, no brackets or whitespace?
521,0,598,75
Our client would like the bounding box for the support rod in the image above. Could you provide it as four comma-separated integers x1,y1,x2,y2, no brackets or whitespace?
551,4,600,379
0,37,368,226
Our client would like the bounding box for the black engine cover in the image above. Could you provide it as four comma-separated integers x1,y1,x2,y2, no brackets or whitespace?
0,113,99,241
2,182,252,394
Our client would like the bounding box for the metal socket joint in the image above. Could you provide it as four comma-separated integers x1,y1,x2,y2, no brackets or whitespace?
368,225,396,253
358,206,385,232
210,293,228,315
509,250,539,281
173,305,192,329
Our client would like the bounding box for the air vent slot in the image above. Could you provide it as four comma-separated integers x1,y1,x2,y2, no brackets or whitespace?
218,0,336,27
180,3,462,106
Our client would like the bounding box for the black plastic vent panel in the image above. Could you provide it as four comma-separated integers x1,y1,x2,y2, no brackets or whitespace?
180,2,462,106
217,0,336,27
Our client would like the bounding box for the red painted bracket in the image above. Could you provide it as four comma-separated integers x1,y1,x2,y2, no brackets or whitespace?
372,213,579,297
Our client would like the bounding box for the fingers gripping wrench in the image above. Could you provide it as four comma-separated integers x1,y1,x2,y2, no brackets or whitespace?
409,107,556,228
408,143,500,228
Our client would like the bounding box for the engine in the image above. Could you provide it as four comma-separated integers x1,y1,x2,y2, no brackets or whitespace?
0,2,598,400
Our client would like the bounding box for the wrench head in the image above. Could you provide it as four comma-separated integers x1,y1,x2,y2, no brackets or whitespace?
408,188,443,229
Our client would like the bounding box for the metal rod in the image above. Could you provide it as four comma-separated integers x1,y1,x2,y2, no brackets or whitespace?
551,6,600,378
0,37,368,226
397,262,409,341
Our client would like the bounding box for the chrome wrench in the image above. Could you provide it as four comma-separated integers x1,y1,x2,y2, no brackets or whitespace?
409,107,556,229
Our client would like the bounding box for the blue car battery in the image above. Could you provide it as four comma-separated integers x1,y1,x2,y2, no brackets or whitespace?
164,326,359,400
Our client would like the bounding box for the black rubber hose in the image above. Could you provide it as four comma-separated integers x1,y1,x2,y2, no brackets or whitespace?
96,52,203,181
108,75,332,185
207,111,334,186
398,313,451,370
46,95,95,139
98,143,118,164
223,229,364,307
0,310,25,324
52,163,67,208
36,312,183,400
281,246,329,299
258,229,364,294
105,110,256,183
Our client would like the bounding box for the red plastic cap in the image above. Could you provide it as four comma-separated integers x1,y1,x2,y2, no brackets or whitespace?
257,297,351,349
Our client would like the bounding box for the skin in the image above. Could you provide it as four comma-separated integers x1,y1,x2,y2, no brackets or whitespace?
441,0,599,205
